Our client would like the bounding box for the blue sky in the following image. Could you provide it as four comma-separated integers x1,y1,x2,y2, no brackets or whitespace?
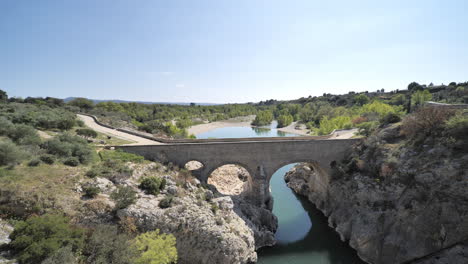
1,0,467,103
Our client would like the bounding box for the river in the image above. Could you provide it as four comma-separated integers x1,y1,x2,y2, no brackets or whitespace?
196,122,365,264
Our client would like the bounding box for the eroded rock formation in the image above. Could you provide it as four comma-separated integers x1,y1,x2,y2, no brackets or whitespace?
284,124,468,264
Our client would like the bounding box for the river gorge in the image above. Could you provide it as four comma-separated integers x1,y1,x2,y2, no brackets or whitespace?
196,122,365,264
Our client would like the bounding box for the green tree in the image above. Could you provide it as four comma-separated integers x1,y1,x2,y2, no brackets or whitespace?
0,89,7,103
353,94,369,106
9,214,85,264
408,82,423,92
251,110,273,126
277,114,293,128
133,230,177,264
411,90,432,108
68,98,94,111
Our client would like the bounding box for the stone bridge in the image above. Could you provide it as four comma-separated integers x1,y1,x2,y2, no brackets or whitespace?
117,137,360,208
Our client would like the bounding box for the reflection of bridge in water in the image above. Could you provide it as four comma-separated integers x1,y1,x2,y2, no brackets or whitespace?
118,136,360,208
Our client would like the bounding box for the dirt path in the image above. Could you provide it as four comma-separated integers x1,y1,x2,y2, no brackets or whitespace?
77,114,160,145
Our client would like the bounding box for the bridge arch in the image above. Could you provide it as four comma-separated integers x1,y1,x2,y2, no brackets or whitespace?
207,163,253,196
184,160,205,171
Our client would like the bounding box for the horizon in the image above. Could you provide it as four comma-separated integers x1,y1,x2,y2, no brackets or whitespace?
2,0,468,103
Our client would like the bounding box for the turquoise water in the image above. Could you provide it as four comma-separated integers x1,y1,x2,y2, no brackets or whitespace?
197,123,364,264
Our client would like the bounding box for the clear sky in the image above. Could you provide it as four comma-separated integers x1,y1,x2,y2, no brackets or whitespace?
1,0,467,103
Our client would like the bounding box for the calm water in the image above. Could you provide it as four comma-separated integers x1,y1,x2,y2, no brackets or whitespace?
197,122,364,264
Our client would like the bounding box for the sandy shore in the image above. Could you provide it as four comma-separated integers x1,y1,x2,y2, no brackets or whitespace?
276,121,310,136
188,116,312,136
187,115,255,135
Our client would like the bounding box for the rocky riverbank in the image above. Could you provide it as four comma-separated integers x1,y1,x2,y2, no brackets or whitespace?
81,162,277,264
284,123,468,264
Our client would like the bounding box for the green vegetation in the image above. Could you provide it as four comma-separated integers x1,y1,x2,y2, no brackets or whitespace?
277,114,294,128
9,214,85,264
0,139,25,166
76,128,98,139
159,195,174,209
43,133,93,165
84,225,137,264
139,176,166,195
111,186,138,209
252,110,273,126
133,229,178,264
99,149,145,163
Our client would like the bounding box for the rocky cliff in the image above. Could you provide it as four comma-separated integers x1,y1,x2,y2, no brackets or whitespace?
285,123,468,264
82,162,276,264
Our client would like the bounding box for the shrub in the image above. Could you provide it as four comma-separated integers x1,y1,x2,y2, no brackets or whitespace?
401,107,455,142
83,185,100,198
64,157,80,167
0,140,25,166
41,246,78,264
85,167,99,178
27,159,41,167
8,124,41,146
159,195,174,209
353,94,369,106
133,230,178,264
0,117,14,136
111,186,137,209
84,225,137,264
43,133,93,164
444,113,468,140
139,177,164,195
76,128,98,138
211,203,219,214
357,121,379,137
9,214,85,264
40,154,55,164
380,112,401,125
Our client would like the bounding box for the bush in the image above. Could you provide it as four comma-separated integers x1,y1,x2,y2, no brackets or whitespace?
43,133,93,164
76,128,98,138
41,246,78,264
83,185,100,198
444,113,468,140
133,230,178,264
111,186,137,209
9,214,85,264
8,124,41,146
27,159,41,167
64,157,80,167
84,225,137,264
401,107,455,142
139,177,165,195
380,112,401,125
0,140,25,166
159,195,174,209
85,167,99,178
357,121,379,137
40,154,55,164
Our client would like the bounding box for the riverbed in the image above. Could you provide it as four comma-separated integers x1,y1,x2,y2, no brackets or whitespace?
196,123,364,264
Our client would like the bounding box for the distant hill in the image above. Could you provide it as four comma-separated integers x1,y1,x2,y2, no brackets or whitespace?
63,97,219,106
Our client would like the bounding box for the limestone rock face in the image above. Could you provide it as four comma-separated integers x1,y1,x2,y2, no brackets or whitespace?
285,124,468,264
0,219,15,264
117,193,257,264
